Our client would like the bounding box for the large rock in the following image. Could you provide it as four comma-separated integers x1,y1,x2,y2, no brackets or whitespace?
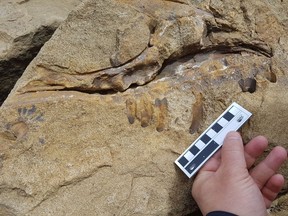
0,0,83,105
0,0,287,215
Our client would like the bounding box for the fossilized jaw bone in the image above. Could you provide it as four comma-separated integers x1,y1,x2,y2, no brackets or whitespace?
17,0,272,95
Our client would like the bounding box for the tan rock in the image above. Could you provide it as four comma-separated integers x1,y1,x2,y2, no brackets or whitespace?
269,194,288,216
0,0,287,215
0,0,82,104
0,0,83,60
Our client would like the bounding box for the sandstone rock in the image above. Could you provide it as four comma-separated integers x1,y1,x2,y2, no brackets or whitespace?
16,0,274,94
0,0,287,215
269,194,288,216
0,0,83,105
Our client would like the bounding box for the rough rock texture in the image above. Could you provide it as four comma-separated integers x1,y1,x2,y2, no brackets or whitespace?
0,0,83,105
269,194,288,216
0,0,287,215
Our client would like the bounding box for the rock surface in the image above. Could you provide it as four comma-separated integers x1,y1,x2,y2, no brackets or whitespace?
0,0,83,105
0,0,287,215
269,194,288,216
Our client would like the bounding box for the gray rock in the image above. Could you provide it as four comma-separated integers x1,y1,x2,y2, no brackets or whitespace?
0,0,82,105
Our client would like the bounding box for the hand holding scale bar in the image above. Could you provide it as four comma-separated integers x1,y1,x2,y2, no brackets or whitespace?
175,102,252,178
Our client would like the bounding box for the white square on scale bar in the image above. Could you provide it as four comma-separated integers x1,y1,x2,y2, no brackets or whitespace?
229,106,239,115
195,140,206,149
218,118,228,127
184,151,194,161
206,129,217,138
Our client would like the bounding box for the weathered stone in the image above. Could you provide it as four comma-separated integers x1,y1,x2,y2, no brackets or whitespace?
0,0,288,215
0,0,82,105
12,0,276,95
269,194,288,216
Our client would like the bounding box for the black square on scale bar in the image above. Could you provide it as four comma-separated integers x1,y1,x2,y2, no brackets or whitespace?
223,112,234,121
189,146,200,155
178,156,188,167
200,134,211,144
212,123,223,132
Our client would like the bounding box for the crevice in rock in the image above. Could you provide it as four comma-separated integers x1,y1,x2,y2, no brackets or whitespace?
117,175,135,215
0,186,33,198
32,82,147,96
110,47,150,69
164,0,189,5
205,44,271,57
235,43,272,57
279,189,288,196
268,65,277,83
206,25,235,35
17,0,30,4
204,21,272,57
240,0,251,25
0,204,16,216
26,164,113,214
208,4,223,19
59,87,118,95
205,19,238,36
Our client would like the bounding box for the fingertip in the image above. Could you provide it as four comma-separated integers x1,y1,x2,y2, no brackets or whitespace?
244,135,268,154
223,132,243,148
272,173,285,186
262,173,285,208
250,146,287,189
272,146,287,162
225,131,242,141
252,136,268,147
244,135,269,169
267,174,285,190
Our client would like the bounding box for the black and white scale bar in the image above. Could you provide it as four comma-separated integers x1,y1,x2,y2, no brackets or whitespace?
175,102,252,178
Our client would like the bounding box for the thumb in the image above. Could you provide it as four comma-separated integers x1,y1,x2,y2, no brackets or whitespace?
221,132,246,171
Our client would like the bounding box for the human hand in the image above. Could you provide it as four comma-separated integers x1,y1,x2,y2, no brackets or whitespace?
192,132,287,216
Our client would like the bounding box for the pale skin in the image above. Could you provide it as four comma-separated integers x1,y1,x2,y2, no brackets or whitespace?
192,132,287,216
